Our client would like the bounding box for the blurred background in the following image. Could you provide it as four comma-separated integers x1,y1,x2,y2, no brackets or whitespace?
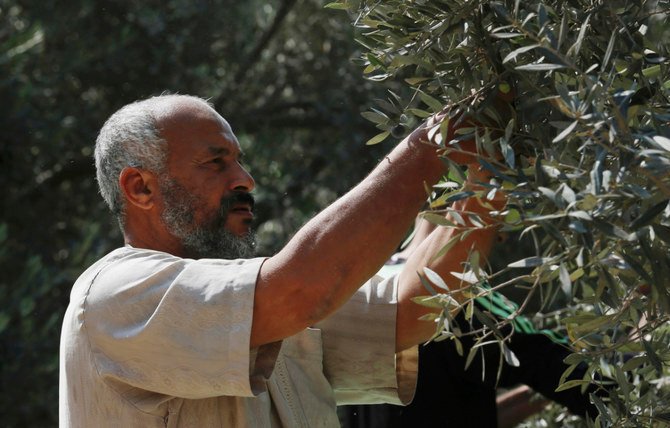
1,0,394,424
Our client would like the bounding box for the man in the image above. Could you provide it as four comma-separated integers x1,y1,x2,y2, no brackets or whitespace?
59,94,502,427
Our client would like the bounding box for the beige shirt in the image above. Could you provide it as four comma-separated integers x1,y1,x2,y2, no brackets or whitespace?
59,247,417,427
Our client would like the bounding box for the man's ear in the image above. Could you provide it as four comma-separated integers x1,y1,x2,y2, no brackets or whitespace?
119,167,158,210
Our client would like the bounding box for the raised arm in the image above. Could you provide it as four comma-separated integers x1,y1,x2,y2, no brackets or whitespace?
395,167,506,351
251,119,452,348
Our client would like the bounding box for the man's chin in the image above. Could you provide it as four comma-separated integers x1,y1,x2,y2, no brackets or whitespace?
179,227,256,260
224,220,254,238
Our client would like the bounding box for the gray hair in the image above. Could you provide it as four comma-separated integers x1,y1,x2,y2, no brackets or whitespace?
94,94,212,226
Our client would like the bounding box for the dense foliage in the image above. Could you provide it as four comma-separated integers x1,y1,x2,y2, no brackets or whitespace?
1,1,388,424
331,0,670,426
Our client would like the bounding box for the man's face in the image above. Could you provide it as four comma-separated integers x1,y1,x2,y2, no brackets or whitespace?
156,101,257,259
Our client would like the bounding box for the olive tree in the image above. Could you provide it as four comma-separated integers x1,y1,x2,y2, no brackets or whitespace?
329,0,670,426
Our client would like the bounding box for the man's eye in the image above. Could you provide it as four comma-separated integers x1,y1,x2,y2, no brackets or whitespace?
207,158,227,170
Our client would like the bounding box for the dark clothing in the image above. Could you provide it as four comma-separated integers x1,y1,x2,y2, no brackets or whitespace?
339,328,599,428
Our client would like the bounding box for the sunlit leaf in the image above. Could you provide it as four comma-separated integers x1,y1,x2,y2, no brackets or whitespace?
552,120,578,143
515,63,566,71
503,43,541,64
601,31,616,72
324,2,350,10
361,110,390,124
555,379,590,392
365,130,390,145
422,211,457,227
502,343,520,367
568,13,591,58
423,267,450,291
651,136,670,151
508,256,552,268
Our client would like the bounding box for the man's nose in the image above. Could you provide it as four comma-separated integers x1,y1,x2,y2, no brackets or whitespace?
230,163,255,193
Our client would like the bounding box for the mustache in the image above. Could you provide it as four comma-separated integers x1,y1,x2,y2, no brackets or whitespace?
220,191,255,214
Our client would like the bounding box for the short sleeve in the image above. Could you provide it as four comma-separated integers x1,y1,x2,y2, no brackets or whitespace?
314,274,418,405
83,249,279,400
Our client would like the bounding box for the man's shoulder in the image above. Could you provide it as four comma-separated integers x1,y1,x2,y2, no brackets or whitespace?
80,247,266,295
109,245,182,261
95,246,188,271
70,247,184,298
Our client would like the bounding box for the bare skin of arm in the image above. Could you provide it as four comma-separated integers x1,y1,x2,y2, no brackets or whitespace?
120,100,461,350
119,98,494,350
395,167,506,351
252,121,450,348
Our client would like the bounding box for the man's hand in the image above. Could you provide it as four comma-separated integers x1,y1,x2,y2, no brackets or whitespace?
432,83,517,166
406,108,480,166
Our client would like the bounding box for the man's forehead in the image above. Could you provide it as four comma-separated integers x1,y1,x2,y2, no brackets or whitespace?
156,98,239,149
155,97,223,127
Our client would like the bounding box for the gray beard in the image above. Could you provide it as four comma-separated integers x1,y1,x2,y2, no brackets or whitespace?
159,177,256,259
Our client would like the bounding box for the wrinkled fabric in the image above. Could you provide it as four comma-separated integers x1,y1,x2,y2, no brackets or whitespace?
59,247,417,427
